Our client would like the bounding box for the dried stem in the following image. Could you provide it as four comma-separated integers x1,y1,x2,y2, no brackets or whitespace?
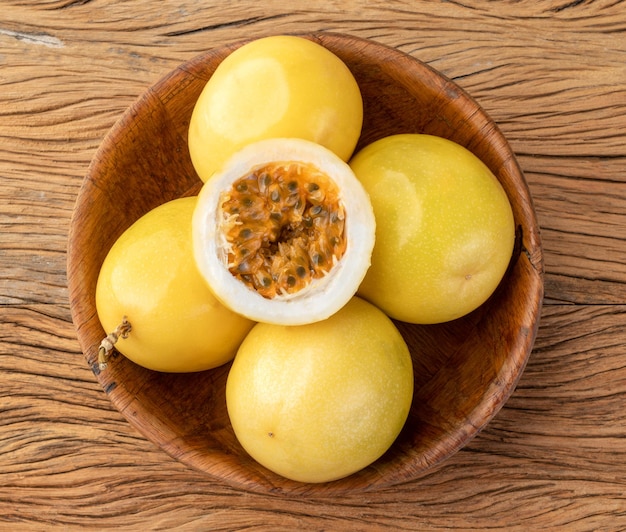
97,317,132,370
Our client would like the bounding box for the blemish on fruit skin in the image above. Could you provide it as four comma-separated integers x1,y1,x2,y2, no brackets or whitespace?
268,432,274,438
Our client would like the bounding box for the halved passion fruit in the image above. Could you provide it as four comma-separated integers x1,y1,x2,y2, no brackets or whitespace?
192,138,376,325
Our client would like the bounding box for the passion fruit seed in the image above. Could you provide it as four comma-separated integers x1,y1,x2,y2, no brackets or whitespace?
219,161,346,299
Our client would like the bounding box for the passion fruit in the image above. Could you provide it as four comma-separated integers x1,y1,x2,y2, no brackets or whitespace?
95,197,255,373
192,138,375,326
350,134,516,324
226,296,414,484
188,35,363,182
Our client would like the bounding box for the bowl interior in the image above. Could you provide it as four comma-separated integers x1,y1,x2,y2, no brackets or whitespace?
67,33,543,495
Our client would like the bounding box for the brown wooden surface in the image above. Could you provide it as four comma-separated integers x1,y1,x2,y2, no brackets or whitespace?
2,0,625,529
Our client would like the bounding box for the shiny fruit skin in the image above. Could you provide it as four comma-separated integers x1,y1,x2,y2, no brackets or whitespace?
226,297,414,483
95,197,255,372
350,134,515,324
188,35,363,182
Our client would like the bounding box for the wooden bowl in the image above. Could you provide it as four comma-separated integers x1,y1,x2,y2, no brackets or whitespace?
67,33,543,495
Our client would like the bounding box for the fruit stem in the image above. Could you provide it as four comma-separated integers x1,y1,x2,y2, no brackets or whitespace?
97,317,132,370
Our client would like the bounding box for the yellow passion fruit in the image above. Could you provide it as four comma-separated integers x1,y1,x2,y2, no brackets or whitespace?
226,297,414,484
95,197,255,373
188,35,363,182
350,134,515,324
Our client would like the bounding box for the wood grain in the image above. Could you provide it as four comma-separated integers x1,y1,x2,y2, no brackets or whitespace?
2,0,625,528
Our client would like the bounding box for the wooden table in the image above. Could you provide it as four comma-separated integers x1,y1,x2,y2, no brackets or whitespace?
2,1,625,529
